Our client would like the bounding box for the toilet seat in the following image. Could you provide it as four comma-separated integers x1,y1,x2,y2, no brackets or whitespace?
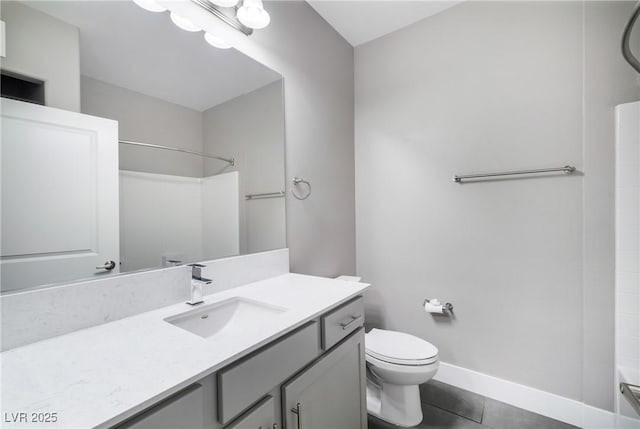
366,329,438,366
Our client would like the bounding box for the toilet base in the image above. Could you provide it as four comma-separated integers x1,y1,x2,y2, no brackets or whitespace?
366,379,424,427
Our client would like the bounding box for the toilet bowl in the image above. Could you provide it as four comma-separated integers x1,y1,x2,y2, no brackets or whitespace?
365,328,439,427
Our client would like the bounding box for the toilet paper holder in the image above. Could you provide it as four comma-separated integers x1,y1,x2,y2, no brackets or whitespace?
424,299,454,312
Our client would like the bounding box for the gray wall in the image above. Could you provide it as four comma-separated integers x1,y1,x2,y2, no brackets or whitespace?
0,1,80,112
355,1,639,410
80,76,204,178
233,2,356,277
203,80,286,255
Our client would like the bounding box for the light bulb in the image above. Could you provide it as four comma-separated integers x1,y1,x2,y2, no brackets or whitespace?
209,0,239,7
170,12,201,32
132,0,166,12
237,0,270,29
204,32,232,49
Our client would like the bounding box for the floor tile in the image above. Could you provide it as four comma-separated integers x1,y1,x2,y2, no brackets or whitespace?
368,415,400,429
419,404,489,429
482,398,581,429
420,380,485,423
368,404,489,429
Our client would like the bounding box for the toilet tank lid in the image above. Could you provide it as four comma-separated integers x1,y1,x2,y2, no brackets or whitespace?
366,328,438,361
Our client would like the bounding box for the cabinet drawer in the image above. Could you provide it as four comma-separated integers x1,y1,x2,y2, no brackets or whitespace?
224,396,275,429
321,297,364,350
115,384,204,429
218,321,319,424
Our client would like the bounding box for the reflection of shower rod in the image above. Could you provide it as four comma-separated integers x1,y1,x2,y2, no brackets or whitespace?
119,140,235,166
291,177,312,200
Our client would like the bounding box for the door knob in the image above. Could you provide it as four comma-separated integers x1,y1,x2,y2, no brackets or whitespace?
96,260,116,270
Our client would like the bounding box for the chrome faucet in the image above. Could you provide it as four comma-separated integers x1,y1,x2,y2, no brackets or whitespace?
187,264,212,306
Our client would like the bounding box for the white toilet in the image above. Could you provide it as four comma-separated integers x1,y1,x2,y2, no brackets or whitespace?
365,328,439,427
334,276,439,427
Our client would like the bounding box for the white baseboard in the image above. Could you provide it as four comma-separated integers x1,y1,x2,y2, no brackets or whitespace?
617,414,640,429
433,362,639,429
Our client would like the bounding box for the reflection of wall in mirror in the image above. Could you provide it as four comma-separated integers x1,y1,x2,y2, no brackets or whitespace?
82,77,285,258
81,76,205,178
0,1,80,112
203,81,286,254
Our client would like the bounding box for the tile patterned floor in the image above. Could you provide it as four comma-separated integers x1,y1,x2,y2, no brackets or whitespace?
368,380,581,429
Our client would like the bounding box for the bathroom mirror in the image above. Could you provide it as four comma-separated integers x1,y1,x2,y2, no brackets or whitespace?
0,1,286,292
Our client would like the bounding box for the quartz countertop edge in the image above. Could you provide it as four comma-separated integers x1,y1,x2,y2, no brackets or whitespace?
0,273,370,429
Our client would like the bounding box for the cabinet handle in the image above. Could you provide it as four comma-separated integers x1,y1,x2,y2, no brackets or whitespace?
290,402,302,429
339,315,362,330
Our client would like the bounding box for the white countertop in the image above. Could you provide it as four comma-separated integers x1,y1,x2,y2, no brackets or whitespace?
0,274,369,429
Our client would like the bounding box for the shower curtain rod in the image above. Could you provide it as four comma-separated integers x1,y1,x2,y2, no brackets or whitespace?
119,140,235,166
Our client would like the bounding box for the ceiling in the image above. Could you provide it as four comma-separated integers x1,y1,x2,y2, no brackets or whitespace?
27,1,281,112
306,1,462,46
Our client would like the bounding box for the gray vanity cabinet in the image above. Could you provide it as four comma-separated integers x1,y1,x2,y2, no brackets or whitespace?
282,328,367,429
111,297,366,429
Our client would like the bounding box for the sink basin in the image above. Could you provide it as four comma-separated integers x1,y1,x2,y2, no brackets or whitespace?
165,297,288,339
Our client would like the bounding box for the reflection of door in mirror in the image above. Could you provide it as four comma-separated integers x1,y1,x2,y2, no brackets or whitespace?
0,98,120,292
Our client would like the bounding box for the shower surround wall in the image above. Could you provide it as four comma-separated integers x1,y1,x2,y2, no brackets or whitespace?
119,171,240,271
355,0,640,415
615,101,640,420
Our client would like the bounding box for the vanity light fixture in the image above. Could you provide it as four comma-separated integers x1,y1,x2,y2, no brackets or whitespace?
132,0,270,49
204,32,232,49
237,0,270,29
170,12,202,32
132,0,166,13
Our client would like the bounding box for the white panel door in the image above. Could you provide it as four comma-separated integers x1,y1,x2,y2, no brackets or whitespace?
1,98,119,291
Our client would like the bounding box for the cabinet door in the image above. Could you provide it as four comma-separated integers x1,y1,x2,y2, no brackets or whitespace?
1,98,119,291
115,384,204,429
282,329,366,429
225,396,276,429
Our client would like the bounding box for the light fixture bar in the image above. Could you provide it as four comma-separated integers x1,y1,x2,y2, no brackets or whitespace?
190,0,253,36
